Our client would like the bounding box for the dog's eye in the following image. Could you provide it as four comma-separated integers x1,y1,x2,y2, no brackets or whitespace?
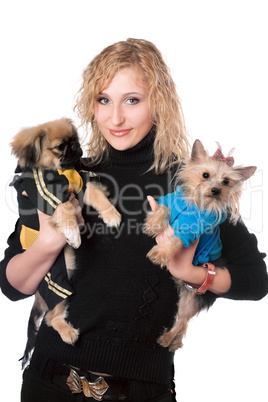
202,172,210,179
55,143,66,151
222,178,230,186
49,143,66,152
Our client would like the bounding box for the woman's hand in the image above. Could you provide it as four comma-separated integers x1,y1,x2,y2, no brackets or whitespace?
6,192,84,295
22,191,84,253
36,209,67,252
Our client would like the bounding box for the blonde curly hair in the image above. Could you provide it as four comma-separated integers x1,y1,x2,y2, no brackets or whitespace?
74,38,190,173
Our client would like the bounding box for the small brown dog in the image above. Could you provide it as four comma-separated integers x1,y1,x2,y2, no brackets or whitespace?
10,118,121,366
144,139,256,350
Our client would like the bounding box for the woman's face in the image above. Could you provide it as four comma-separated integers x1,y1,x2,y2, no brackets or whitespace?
94,67,153,151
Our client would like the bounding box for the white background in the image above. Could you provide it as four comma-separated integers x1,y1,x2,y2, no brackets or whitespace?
0,1,267,401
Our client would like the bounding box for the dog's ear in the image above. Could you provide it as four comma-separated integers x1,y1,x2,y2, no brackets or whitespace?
191,139,207,162
25,132,45,167
10,126,46,167
235,166,257,181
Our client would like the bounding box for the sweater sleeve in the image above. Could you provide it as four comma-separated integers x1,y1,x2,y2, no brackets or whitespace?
219,219,268,301
0,220,32,301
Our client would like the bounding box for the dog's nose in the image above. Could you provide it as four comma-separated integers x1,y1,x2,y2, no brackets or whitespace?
211,187,221,196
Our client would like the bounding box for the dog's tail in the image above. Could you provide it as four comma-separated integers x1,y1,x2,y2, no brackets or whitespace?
20,292,48,369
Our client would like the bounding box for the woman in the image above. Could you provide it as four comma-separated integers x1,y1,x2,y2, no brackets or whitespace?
1,38,267,402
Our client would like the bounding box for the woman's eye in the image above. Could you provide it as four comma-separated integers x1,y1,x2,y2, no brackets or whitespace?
202,172,210,179
126,97,139,105
98,97,110,105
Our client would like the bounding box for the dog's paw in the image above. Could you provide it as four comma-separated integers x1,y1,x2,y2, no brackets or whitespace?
143,205,170,236
168,338,184,351
147,245,169,267
143,215,167,237
148,237,183,266
60,324,79,346
157,330,183,351
99,207,121,227
157,330,172,348
143,214,160,236
63,228,81,249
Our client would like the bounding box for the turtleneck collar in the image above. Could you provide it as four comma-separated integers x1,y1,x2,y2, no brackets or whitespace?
107,126,156,168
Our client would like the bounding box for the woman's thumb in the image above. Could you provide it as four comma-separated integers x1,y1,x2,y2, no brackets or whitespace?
147,195,158,212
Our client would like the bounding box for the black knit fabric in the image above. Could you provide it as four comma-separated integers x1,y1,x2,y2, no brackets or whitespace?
34,130,179,384
1,130,267,385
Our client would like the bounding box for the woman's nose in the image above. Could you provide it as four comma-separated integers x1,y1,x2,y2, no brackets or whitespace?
111,105,125,126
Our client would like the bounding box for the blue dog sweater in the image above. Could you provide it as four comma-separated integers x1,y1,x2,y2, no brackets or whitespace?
158,186,227,265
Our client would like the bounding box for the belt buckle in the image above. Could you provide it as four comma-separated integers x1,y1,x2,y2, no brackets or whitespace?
67,368,109,400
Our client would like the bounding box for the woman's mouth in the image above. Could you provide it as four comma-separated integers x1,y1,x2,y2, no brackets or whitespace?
109,129,132,137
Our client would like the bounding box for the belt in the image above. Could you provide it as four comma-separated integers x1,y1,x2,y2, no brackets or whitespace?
29,352,171,401
53,368,129,401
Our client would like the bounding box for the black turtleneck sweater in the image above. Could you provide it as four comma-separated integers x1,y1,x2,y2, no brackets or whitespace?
0,131,267,385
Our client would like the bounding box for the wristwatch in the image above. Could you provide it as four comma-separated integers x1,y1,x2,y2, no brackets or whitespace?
185,262,216,295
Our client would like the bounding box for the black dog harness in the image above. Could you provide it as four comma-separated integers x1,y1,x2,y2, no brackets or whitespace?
10,167,96,309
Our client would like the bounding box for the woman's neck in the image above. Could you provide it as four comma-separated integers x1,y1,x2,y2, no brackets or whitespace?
107,126,156,168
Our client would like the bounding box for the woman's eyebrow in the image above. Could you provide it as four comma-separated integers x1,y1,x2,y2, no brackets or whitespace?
99,91,144,97
123,92,144,96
